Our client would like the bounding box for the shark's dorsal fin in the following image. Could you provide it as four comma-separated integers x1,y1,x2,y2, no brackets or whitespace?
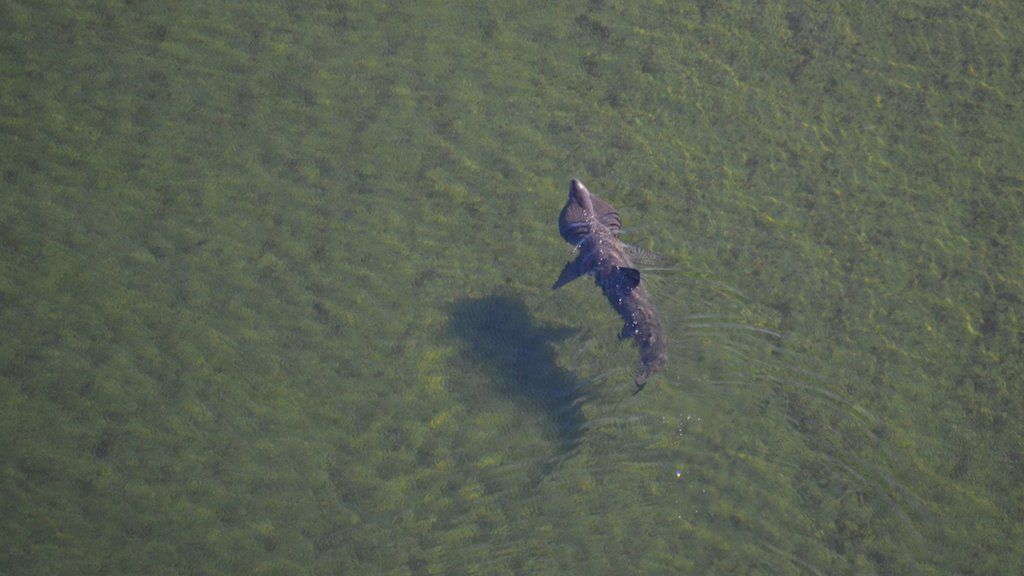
622,244,670,267
552,256,585,289
614,266,641,291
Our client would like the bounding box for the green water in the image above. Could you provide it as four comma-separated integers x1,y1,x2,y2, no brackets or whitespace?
2,0,1022,574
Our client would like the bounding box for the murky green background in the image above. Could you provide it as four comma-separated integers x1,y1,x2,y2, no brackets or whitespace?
2,1,1022,574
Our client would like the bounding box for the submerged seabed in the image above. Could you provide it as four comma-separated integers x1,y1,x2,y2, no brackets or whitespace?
2,1,1022,574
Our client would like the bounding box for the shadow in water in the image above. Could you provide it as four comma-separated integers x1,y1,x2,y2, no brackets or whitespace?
448,293,586,455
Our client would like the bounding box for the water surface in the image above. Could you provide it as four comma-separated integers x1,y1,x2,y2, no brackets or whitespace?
2,1,1022,574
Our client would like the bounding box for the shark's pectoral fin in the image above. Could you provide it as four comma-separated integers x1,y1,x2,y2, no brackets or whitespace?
614,267,641,291
552,257,584,289
623,244,671,267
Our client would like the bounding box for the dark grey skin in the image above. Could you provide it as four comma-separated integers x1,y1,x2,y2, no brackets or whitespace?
553,178,667,394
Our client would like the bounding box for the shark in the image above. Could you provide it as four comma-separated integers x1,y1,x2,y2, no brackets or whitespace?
553,178,667,394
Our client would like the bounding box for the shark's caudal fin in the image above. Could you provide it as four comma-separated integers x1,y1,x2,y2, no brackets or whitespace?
558,178,622,244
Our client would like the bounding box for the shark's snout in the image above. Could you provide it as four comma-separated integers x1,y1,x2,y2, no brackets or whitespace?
568,178,594,212
569,178,587,198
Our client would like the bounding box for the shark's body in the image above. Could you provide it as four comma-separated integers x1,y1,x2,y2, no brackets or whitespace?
553,178,667,393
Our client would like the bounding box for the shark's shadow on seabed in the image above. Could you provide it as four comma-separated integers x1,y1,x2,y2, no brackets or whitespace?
448,294,586,456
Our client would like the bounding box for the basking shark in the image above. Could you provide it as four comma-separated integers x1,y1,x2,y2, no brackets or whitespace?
553,178,667,394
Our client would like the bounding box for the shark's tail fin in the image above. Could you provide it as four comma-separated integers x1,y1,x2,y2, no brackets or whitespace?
631,344,666,395
631,376,647,395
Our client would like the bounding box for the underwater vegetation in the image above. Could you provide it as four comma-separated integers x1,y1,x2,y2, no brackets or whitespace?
2,0,1023,574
